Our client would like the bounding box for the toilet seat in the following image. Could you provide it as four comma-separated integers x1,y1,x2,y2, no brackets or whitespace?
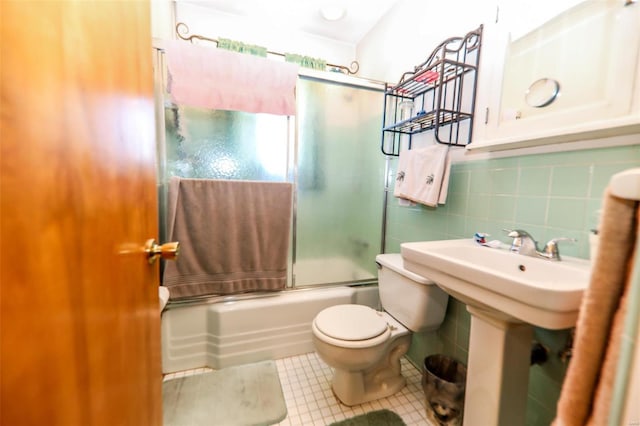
316,305,388,340
312,305,392,349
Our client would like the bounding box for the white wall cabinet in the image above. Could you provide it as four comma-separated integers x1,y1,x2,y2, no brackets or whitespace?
471,0,640,151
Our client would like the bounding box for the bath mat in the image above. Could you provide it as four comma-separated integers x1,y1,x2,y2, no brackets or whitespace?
162,360,287,426
329,409,407,426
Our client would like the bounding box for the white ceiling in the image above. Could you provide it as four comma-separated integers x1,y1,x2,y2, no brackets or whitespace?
177,0,400,44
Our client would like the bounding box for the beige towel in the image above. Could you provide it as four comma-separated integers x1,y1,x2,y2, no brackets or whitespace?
553,189,639,426
163,177,293,298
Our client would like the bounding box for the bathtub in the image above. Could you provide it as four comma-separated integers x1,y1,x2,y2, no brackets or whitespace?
161,285,380,373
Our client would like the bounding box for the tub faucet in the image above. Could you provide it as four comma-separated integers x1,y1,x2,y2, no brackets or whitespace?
505,229,576,261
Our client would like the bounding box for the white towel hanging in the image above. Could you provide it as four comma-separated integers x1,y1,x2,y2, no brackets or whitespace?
395,145,449,207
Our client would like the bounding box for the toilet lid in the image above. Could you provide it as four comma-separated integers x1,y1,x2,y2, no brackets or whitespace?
315,305,388,341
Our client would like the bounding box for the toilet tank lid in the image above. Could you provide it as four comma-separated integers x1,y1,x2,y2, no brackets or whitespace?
376,253,434,284
315,305,388,341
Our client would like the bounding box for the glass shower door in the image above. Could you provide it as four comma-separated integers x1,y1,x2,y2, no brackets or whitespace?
294,77,385,287
159,70,385,290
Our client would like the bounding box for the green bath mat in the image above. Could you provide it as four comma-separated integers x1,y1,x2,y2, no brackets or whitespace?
329,409,407,426
162,360,287,426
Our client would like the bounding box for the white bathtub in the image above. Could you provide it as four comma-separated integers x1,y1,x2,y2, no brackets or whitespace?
161,285,379,373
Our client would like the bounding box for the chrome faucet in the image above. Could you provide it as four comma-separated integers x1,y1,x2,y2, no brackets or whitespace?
505,229,576,261
507,229,539,256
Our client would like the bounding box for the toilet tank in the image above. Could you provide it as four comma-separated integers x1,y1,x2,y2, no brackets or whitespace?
376,253,448,332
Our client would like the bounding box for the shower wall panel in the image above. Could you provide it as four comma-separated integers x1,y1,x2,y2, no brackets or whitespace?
294,78,384,286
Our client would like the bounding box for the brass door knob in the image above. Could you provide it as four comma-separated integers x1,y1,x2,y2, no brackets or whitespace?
145,239,180,264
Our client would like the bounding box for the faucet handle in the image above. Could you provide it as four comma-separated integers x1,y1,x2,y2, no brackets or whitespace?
541,237,577,261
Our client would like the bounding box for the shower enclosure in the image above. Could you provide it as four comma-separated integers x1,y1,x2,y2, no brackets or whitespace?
158,70,386,290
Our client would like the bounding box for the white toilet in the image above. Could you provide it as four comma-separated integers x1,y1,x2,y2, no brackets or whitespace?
311,253,449,406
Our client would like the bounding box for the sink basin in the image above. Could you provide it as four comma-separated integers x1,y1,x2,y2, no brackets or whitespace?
401,239,591,329
402,238,592,425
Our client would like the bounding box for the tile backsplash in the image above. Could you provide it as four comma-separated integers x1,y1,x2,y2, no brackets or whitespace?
385,144,639,258
385,143,639,426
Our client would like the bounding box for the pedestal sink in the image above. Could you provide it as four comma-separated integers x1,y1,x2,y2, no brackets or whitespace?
401,239,591,426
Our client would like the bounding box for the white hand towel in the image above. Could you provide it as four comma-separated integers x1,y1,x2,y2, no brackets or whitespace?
438,150,452,205
393,149,411,198
400,145,449,207
394,149,416,206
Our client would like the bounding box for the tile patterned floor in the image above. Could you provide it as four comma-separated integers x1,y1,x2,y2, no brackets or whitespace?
164,352,429,426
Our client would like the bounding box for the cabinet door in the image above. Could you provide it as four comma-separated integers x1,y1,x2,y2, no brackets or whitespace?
472,0,640,151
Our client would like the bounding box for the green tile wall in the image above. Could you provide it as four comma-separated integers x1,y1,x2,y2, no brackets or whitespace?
385,144,639,426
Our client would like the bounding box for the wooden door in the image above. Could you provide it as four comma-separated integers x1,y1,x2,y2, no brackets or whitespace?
1,1,161,425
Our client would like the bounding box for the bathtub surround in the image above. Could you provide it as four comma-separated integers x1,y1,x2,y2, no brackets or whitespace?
162,360,287,425
554,190,638,425
165,40,298,115
385,144,640,425
158,70,385,290
163,178,293,298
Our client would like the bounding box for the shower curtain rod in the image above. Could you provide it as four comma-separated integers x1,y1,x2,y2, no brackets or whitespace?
174,22,360,75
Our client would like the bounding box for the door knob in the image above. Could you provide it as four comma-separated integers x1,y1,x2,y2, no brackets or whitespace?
144,239,180,264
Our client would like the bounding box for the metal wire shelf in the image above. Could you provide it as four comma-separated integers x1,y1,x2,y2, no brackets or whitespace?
381,25,483,155
383,109,473,134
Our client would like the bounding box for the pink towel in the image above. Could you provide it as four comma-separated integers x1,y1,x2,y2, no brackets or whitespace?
165,41,298,116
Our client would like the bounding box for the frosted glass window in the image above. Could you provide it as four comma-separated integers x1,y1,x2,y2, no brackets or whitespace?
164,106,289,181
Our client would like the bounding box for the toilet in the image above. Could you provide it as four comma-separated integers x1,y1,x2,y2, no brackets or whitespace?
311,253,449,406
